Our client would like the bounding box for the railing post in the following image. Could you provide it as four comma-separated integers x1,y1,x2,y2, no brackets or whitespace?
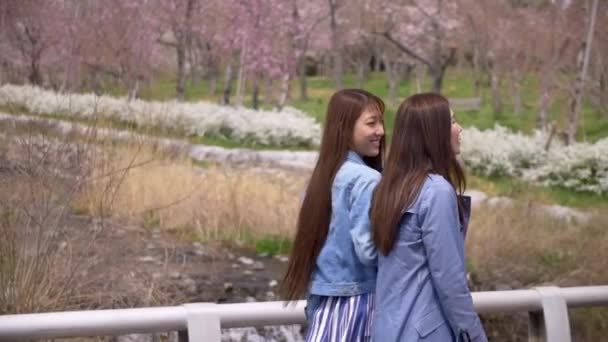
182,303,221,342
529,287,572,342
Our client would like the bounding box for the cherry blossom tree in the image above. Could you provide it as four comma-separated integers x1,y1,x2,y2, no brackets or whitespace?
1,0,64,86
371,0,460,93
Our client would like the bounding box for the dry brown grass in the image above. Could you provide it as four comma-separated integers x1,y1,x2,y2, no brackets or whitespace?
0,132,100,314
467,203,607,287
76,144,306,242
466,203,608,341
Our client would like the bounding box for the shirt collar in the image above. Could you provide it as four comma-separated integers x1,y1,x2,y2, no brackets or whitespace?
346,150,365,165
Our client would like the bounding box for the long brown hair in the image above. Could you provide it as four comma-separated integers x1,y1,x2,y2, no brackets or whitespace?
371,93,465,255
280,89,385,301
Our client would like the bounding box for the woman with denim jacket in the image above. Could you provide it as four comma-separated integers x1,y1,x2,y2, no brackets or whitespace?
280,89,385,341
371,93,487,341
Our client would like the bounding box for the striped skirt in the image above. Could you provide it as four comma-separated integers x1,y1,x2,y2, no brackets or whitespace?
305,293,374,342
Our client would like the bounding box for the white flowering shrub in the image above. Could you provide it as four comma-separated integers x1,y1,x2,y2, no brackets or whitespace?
0,84,321,147
461,125,608,194
461,126,548,177
523,139,608,194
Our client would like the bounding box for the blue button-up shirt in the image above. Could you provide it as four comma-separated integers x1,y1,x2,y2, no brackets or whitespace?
372,174,487,342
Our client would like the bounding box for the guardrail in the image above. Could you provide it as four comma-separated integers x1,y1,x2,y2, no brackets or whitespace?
0,286,607,342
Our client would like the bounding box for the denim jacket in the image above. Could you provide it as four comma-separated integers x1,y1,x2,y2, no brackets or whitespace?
308,151,379,301
372,174,487,342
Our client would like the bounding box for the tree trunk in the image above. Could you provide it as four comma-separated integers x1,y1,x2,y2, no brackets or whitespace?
401,63,413,85
414,63,425,94
29,58,42,86
431,67,443,94
252,79,260,110
235,43,246,107
263,75,273,107
536,2,567,130
490,68,503,115
278,72,290,110
510,71,523,116
60,57,75,93
208,71,217,96
128,79,140,102
565,0,599,145
298,57,308,101
221,64,234,105
204,42,218,96
328,0,343,89
472,45,482,97
176,43,186,100
356,60,367,88
537,86,551,130
600,71,607,116
383,55,397,107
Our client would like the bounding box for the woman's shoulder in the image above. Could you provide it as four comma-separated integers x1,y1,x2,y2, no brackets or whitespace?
424,174,452,191
419,174,456,204
339,160,381,183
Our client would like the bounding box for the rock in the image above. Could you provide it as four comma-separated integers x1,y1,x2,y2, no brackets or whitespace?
243,270,253,276
486,196,513,208
252,261,265,270
181,277,197,294
238,257,254,265
138,256,157,263
275,255,289,263
464,189,488,207
541,204,592,224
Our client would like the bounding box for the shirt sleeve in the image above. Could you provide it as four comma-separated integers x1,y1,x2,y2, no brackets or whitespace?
348,176,379,266
420,184,487,342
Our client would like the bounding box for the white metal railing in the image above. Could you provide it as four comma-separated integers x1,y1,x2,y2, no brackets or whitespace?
0,286,607,342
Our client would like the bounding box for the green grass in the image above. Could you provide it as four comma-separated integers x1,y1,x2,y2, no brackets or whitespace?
468,173,608,209
129,68,606,142
253,235,293,256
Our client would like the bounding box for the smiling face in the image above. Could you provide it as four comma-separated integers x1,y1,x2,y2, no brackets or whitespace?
351,105,385,157
450,109,463,155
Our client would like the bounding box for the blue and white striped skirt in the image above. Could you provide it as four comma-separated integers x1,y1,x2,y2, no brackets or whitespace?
305,293,374,342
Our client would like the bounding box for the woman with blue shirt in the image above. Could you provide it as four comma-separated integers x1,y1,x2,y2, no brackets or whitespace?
280,89,385,342
371,93,487,341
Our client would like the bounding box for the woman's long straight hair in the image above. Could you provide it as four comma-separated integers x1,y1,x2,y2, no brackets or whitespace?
371,93,465,255
280,89,385,301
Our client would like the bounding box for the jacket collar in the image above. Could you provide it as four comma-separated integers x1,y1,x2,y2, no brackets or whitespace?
346,150,365,165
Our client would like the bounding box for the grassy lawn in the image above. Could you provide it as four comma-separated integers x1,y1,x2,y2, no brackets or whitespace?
127,68,607,142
